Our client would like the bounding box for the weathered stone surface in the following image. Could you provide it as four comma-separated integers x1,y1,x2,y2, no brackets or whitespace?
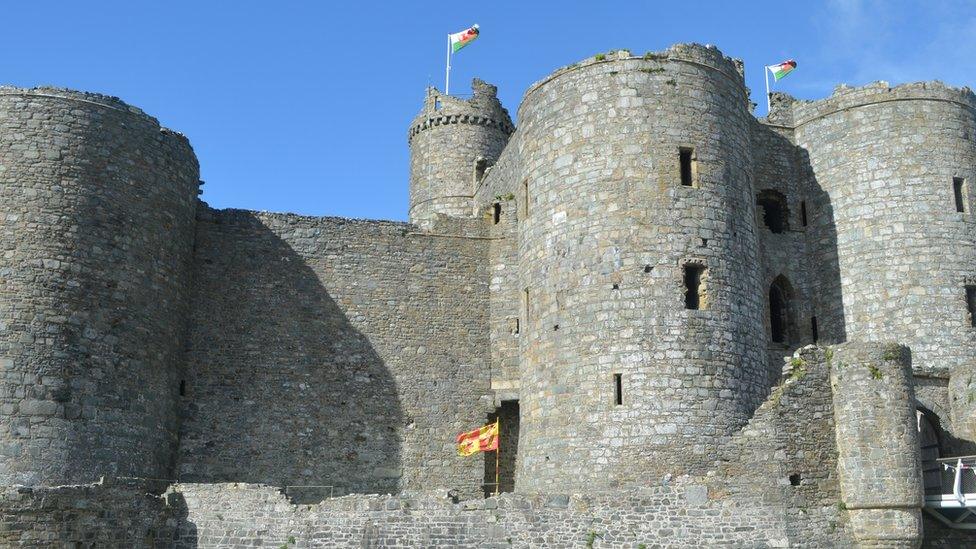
0,42,974,547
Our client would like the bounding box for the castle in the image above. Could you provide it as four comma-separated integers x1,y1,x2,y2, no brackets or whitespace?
1,42,975,547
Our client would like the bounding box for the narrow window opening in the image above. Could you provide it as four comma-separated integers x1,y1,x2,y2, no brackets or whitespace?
433,97,442,111
811,316,819,343
521,179,530,218
613,373,623,406
474,157,488,186
756,190,790,233
612,283,619,290
179,380,186,397
644,265,653,273
789,473,801,486
683,264,705,310
966,285,976,327
800,201,808,226
679,147,695,187
769,275,794,345
511,317,520,335
523,287,530,327
954,177,968,213
492,203,502,224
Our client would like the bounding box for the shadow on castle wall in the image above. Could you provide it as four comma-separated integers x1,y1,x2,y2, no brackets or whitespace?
175,210,403,501
797,145,848,348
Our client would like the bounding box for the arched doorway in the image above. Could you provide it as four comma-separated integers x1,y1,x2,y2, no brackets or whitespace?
917,409,943,496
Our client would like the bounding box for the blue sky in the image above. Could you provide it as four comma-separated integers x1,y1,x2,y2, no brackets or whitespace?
5,1,975,220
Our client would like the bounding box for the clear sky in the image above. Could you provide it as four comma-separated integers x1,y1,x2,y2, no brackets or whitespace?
5,1,974,220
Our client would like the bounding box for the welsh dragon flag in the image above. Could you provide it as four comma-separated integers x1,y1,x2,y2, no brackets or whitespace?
767,59,797,81
450,24,480,53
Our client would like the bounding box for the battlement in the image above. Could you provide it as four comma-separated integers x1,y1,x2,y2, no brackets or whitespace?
407,79,514,144
792,80,976,126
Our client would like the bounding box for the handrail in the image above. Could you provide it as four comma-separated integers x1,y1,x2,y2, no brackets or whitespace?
937,455,976,462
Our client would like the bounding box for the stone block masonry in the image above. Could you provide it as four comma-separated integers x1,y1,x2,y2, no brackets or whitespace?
0,87,199,485
178,209,494,500
2,40,976,547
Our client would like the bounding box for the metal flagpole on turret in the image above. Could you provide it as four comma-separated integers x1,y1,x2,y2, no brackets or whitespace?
495,418,500,496
765,65,771,114
445,34,452,95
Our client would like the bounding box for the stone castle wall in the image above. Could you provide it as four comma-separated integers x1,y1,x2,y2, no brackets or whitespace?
0,344,879,548
750,119,822,383
177,209,494,499
0,87,200,485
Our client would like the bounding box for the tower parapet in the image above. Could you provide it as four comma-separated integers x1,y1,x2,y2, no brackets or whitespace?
0,87,200,484
407,79,513,224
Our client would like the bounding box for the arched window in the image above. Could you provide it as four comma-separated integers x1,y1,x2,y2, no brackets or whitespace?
917,409,943,496
756,190,790,234
769,275,794,344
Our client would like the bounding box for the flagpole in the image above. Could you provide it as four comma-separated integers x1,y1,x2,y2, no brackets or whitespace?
445,34,451,95
764,66,771,114
495,418,500,496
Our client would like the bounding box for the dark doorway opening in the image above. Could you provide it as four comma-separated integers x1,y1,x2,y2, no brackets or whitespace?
484,400,519,496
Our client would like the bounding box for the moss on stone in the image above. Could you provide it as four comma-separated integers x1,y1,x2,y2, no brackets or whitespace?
882,344,902,361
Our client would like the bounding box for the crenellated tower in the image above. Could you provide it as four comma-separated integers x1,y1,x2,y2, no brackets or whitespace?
407,79,514,223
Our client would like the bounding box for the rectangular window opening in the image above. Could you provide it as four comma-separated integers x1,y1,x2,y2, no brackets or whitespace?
811,316,819,343
523,287,530,327
967,286,976,327
613,373,623,406
679,147,695,187
954,177,968,213
179,379,186,397
493,202,502,224
522,179,530,218
684,264,705,310
800,200,808,227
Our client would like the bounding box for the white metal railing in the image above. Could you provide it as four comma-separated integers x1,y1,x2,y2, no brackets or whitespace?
924,455,976,529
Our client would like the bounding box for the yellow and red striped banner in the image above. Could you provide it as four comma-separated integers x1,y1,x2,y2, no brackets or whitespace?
456,420,498,456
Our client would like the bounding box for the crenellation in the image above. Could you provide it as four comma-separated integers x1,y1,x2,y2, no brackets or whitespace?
1,42,974,546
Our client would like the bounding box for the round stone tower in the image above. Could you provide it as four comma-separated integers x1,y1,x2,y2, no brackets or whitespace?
794,82,976,441
0,87,199,484
513,45,767,493
407,78,513,223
